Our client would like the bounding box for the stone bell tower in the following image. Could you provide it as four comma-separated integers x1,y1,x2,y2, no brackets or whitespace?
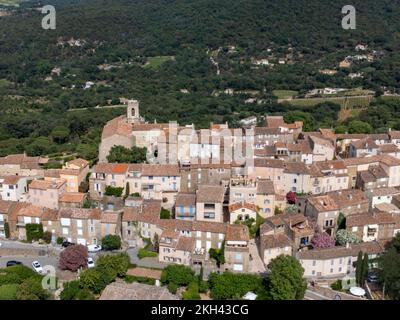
126,99,140,124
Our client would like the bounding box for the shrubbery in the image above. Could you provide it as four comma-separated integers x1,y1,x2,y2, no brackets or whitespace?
101,235,122,251
25,223,44,242
161,265,196,288
182,282,201,300
0,265,49,300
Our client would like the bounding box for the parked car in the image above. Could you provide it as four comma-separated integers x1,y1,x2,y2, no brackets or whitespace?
87,244,102,253
62,241,75,248
31,261,43,274
87,257,95,269
6,260,22,267
367,273,379,283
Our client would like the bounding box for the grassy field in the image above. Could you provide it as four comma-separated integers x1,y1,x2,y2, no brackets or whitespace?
273,90,298,99
0,0,21,6
144,56,175,69
0,79,11,88
286,95,373,109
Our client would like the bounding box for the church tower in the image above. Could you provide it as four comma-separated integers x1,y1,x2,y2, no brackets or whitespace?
126,99,140,124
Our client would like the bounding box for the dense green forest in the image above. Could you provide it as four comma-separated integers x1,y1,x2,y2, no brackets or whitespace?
1,0,400,160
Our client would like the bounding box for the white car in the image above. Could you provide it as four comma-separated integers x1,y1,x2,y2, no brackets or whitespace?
32,261,43,274
87,257,95,269
87,244,102,253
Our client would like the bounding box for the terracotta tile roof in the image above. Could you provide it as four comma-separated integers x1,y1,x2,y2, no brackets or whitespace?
265,116,285,128
0,154,48,168
343,155,382,167
122,200,162,223
161,229,180,239
93,163,129,174
132,123,170,131
253,158,285,168
41,208,59,221
328,189,369,207
307,195,339,212
127,164,143,172
192,220,227,234
254,127,281,135
347,212,397,227
99,281,178,300
0,175,24,185
101,116,133,139
315,160,346,171
374,203,400,214
379,144,399,153
284,162,310,175
141,164,179,177
29,179,65,190
60,168,80,176
0,200,15,214
196,185,225,203
15,203,48,218
176,236,196,252
254,146,276,157
175,193,196,207
66,158,89,169
256,179,275,194
126,267,162,280
366,187,400,197
389,131,400,139
298,242,384,260
59,192,86,203
228,202,257,213
44,169,61,178
59,208,102,220
380,155,400,166
350,138,378,149
346,213,378,226
261,233,292,249
101,212,119,224
226,224,250,242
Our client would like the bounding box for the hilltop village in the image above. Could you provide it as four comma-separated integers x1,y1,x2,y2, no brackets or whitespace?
1,99,400,299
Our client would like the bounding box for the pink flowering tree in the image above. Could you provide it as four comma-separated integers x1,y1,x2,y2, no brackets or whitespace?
311,232,335,249
286,191,297,204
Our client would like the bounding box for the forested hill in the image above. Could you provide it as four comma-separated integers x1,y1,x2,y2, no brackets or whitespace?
1,0,400,160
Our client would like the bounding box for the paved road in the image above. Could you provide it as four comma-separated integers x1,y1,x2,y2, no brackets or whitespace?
304,289,331,300
127,247,168,269
0,256,59,270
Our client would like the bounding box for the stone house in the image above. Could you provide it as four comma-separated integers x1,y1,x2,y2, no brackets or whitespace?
27,179,66,209
0,175,28,201
196,185,225,223
174,192,196,221
298,242,384,279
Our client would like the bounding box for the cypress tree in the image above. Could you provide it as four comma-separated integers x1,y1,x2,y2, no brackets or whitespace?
355,251,363,286
361,253,369,286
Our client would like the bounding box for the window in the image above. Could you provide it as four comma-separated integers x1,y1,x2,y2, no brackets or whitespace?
196,231,201,237
312,260,316,266
235,253,242,261
330,268,334,273
206,232,211,238
62,228,69,235
204,212,215,219
331,259,334,265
